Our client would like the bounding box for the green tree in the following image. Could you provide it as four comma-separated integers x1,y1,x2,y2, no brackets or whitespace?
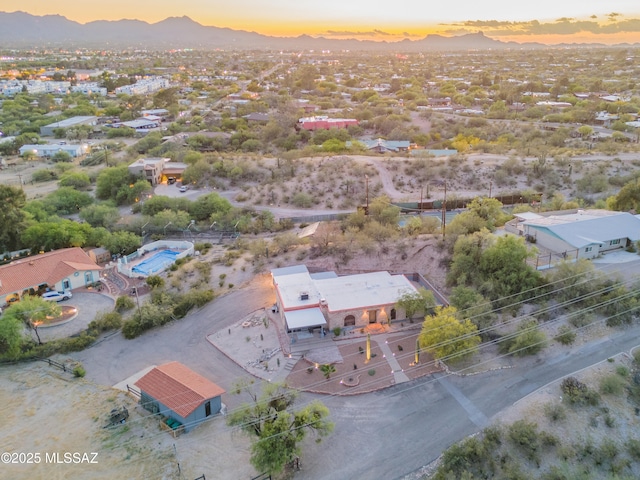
449,286,495,333
228,382,333,475
0,185,27,252
102,231,141,256
44,187,93,215
396,288,437,320
96,166,133,200
182,159,212,186
478,235,540,303
368,196,401,226
419,306,481,361
58,172,91,189
0,311,23,359
79,204,121,229
4,296,60,345
21,220,93,251
607,179,640,212
189,193,232,222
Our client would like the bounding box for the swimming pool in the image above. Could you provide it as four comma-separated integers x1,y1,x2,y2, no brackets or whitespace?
132,250,181,276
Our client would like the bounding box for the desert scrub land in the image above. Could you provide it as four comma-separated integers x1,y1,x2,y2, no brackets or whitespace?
427,352,640,480
0,359,255,480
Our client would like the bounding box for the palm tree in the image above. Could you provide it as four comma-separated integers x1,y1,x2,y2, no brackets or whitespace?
320,364,336,380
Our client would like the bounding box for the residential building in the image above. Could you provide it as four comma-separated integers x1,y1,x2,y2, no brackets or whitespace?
19,144,88,158
360,138,411,153
128,157,168,186
520,210,640,259
271,265,418,333
113,118,160,131
0,247,102,304
296,116,358,131
115,77,170,96
40,116,98,136
135,362,225,432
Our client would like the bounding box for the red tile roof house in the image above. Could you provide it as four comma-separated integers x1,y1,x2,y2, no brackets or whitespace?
135,362,225,433
0,247,102,304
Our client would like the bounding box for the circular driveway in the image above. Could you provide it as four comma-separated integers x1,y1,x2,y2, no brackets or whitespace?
37,292,115,342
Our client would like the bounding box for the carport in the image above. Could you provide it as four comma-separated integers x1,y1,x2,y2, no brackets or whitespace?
284,307,327,333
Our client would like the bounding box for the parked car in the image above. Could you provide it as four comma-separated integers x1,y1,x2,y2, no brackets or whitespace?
42,291,72,302
179,185,188,192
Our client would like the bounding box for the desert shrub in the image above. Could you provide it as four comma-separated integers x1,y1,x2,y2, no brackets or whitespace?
561,377,601,406
122,303,174,339
146,275,165,289
599,374,626,395
333,327,342,336
616,365,630,377
592,438,619,467
434,436,490,479
543,403,566,422
87,311,123,333
569,312,595,328
172,289,215,318
507,420,540,461
561,376,587,403
115,295,135,312
32,169,58,182
508,321,547,356
555,325,576,345
626,439,640,460
368,369,376,376
73,364,86,378
291,192,314,208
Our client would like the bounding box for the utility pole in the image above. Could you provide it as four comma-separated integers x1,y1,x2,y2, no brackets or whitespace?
489,180,492,198
441,181,447,238
17,173,24,191
365,174,369,214
419,186,423,213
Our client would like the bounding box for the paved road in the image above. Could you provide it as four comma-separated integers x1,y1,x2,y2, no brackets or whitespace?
70,274,275,410
70,264,640,480
301,325,640,480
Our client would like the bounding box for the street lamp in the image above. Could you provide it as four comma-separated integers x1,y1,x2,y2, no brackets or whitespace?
163,221,173,236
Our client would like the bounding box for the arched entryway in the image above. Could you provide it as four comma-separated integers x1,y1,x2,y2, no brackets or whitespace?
344,315,355,327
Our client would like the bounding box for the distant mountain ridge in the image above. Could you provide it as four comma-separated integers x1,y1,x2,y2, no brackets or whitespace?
0,11,626,51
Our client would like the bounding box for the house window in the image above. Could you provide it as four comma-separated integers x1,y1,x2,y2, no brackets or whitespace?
344,315,355,327
585,247,592,253
205,401,211,417
610,239,621,246
63,279,71,290
390,309,397,321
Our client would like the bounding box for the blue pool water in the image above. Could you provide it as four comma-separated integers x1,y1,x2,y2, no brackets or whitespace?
132,250,181,276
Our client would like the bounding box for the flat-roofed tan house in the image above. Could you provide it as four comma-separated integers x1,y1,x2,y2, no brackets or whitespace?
271,265,418,333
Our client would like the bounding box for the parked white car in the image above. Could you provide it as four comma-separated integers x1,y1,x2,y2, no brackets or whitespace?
42,291,72,302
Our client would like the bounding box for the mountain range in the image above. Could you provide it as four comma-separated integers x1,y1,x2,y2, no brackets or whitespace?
0,11,630,51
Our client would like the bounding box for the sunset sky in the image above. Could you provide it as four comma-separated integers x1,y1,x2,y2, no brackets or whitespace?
3,1,640,44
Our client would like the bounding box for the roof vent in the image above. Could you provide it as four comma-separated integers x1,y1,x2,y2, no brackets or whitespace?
300,292,309,301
